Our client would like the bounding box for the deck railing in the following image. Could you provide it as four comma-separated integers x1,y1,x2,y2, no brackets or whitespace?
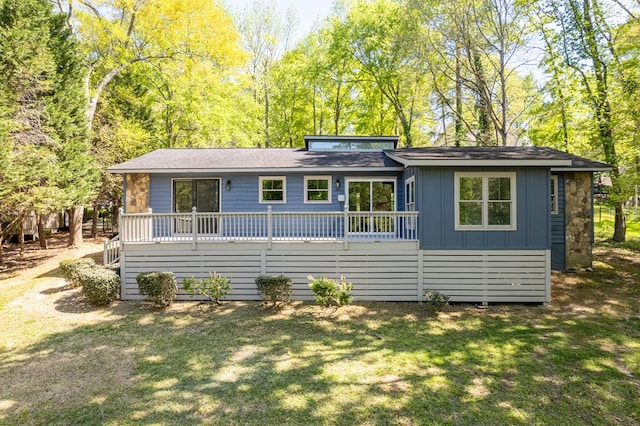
118,207,418,247
103,234,120,265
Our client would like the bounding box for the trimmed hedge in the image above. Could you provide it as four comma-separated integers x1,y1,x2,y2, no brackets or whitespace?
80,267,120,305
136,271,177,307
59,258,96,287
255,274,292,307
59,258,120,305
308,275,353,307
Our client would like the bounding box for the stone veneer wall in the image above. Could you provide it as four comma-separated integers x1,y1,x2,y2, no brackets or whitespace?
564,172,593,269
125,173,150,213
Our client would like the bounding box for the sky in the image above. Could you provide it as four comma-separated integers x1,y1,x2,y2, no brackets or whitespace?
228,0,336,43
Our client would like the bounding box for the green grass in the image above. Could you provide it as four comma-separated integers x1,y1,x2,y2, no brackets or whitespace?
1,251,640,425
594,204,640,251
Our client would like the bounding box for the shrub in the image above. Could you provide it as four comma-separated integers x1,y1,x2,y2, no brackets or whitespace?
255,274,292,307
79,267,120,305
183,272,231,304
59,258,96,287
136,271,177,307
424,290,450,312
307,275,353,307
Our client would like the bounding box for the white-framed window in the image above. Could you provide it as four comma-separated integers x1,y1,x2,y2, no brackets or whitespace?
259,176,286,203
304,175,331,203
405,176,416,230
550,175,558,215
455,172,516,231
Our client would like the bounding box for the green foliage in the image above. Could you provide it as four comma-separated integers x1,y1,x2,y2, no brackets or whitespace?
424,290,450,313
255,275,292,307
136,271,177,308
78,266,120,306
182,272,231,304
59,258,97,287
307,275,353,307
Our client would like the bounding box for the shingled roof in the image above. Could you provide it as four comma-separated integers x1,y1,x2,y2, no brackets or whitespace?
385,146,610,170
109,145,610,173
108,148,402,173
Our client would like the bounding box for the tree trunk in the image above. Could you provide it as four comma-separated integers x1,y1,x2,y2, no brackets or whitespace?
0,222,3,267
68,205,84,247
37,214,48,249
613,201,626,242
91,202,98,238
19,222,25,257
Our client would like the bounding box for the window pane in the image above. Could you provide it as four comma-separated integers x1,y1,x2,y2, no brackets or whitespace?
460,201,482,225
349,182,371,211
488,201,511,225
372,181,394,211
263,190,283,201
488,177,510,201
460,177,482,201
196,180,216,212
174,181,192,213
263,179,283,190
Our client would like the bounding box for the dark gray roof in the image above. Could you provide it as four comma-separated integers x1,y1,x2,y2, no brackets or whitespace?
385,146,610,170
108,148,402,173
109,145,611,173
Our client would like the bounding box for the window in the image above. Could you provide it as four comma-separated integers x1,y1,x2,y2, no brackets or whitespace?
455,172,516,230
550,175,558,215
172,178,220,234
346,178,396,234
304,176,331,203
259,176,286,203
405,176,416,229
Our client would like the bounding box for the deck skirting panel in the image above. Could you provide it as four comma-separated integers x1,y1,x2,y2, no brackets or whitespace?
120,243,550,303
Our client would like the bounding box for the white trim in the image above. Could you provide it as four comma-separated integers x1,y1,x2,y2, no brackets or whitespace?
384,152,571,167
304,175,332,204
550,175,558,215
110,167,405,174
259,176,287,204
454,172,517,231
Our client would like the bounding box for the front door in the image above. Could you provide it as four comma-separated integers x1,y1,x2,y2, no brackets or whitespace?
347,179,395,234
173,179,220,234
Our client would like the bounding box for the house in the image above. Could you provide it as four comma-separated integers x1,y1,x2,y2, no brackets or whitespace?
106,135,609,304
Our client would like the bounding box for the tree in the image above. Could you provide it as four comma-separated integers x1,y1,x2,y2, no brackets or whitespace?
0,0,98,249
547,0,627,241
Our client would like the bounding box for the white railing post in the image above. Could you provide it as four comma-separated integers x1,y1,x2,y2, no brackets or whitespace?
343,205,349,250
192,206,197,250
118,207,124,242
267,206,272,250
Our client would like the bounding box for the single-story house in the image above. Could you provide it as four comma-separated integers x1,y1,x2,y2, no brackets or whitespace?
106,135,609,304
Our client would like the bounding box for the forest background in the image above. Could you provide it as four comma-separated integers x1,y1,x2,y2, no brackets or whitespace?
1,0,639,257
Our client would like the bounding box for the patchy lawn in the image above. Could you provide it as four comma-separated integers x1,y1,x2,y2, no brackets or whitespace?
1,246,639,425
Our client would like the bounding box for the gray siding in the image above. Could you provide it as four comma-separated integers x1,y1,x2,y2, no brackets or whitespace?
551,173,566,270
416,167,551,250
120,242,550,303
150,171,404,214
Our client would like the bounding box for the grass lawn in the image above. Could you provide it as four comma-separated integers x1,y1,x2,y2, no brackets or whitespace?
1,247,640,425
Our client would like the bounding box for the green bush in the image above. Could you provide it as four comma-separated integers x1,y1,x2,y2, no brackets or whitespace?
59,258,96,287
255,275,292,307
183,272,231,304
424,290,450,312
307,275,353,307
136,271,177,307
79,267,120,305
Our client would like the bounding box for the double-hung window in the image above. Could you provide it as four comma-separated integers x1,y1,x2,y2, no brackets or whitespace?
259,176,286,203
455,172,516,230
304,176,331,203
550,175,558,215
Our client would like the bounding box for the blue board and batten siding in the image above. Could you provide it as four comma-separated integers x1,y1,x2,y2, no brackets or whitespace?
551,174,566,270
147,172,405,213
415,167,551,251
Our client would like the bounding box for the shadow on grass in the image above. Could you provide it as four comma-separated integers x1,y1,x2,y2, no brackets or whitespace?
1,299,639,425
